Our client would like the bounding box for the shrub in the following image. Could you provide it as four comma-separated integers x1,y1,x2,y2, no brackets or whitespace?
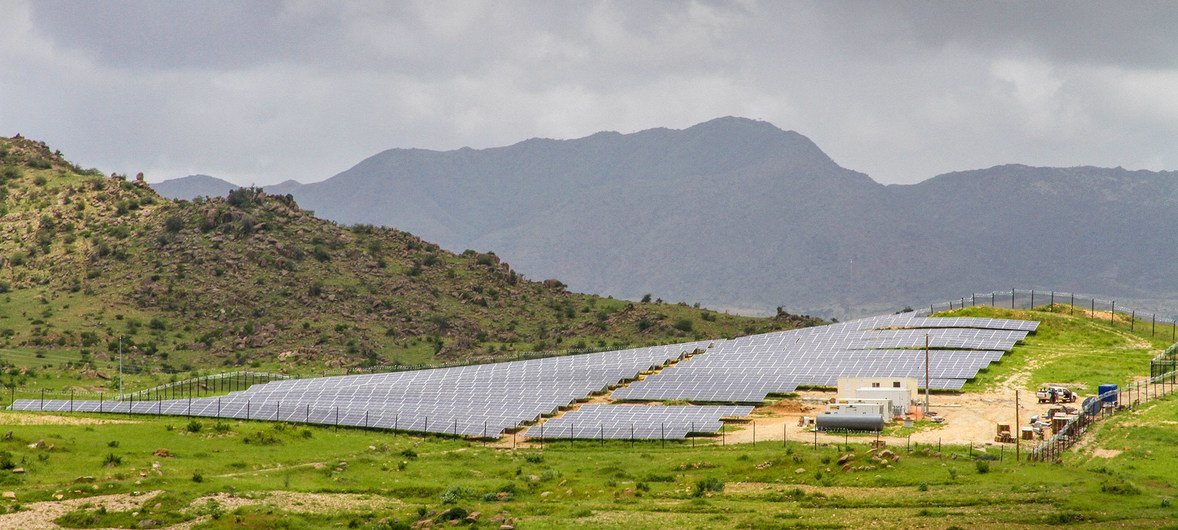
917,482,929,492
673,318,694,332
693,477,724,497
107,440,119,448
524,453,543,464
242,431,280,446
975,460,990,474
102,453,122,466
0,166,20,182
164,215,184,233
213,422,231,433
186,420,203,433
192,471,204,483
32,175,47,186
440,485,464,504
1100,481,1141,496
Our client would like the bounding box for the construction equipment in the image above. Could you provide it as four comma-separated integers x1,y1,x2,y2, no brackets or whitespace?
1036,386,1077,404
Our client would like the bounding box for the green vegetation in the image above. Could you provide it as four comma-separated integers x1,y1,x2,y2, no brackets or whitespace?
941,305,1175,394
0,399,1172,528
0,135,820,397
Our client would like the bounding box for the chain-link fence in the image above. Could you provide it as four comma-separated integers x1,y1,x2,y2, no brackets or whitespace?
914,288,1178,340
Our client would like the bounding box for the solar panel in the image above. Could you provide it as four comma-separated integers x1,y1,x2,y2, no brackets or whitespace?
9,314,1037,437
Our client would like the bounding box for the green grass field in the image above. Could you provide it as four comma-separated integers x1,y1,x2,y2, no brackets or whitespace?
946,305,1174,394
0,400,1174,529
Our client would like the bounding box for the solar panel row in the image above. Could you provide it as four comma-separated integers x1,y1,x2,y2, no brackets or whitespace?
8,314,1037,438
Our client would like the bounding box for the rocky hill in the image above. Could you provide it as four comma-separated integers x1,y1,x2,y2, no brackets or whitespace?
0,135,818,377
162,117,1178,318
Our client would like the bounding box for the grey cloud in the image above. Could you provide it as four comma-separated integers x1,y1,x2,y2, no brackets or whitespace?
3,0,1176,186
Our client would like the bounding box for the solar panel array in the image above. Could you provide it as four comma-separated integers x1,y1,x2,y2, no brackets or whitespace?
527,404,752,439
8,314,1037,438
612,314,1036,403
9,342,711,437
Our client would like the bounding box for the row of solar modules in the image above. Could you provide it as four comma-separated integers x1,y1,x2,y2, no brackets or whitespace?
7,314,1037,438
611,314,1036,403
8,342,715,437
525,404,752,439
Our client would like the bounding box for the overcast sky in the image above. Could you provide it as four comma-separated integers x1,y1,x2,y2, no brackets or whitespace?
2,1,1176,185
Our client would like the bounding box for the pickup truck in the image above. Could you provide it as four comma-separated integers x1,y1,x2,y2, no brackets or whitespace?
1036,386,1076,403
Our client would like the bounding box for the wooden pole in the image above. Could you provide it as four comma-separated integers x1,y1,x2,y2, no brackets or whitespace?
1015,390,1020,462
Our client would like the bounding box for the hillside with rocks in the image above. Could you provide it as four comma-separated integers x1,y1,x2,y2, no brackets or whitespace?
0,135,818,380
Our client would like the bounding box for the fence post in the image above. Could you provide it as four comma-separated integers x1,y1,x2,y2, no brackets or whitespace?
40,389,44,411
1131,310,1135,331
1011,288,1015,309
1030,290,1034,308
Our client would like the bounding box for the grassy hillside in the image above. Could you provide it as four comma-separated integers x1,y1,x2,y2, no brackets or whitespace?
937,305,1175,394
0,136,819,395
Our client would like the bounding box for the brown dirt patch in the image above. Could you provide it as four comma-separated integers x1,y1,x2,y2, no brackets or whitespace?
0,413,141,426
1092,448,1123,458
0,490,162,530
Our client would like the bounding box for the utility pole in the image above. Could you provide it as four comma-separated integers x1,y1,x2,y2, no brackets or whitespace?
118,336,124,401
1015,390,1020,462
924,333,931,416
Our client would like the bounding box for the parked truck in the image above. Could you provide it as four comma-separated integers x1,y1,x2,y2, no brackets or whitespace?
1036,386,1076,404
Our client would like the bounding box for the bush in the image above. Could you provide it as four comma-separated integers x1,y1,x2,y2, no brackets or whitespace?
693,477,724,497
213,422,231,433
192,471,204,483
917,482,929,491
1100,481,1141,496
440,486,464,504
102,453,122,466
524,453,543,464
975,460,990,474
242,431,280,446
164,215,184,233
186,420,203,433
0,166,20,182
32,175,47,186
673,318,694,332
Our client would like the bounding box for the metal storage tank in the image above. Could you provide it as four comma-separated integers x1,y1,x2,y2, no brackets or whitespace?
815,413,884,432
1098,384,1119,405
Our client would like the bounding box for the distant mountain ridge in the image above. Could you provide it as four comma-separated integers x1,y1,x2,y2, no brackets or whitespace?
152,118,1178,317
152,174,239,200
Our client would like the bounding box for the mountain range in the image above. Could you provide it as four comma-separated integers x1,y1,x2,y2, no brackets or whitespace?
154,117,1178,318
1,135,806,377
